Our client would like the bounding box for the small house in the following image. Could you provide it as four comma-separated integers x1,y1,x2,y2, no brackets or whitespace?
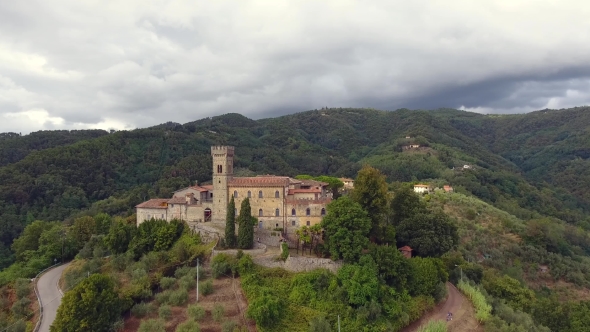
443,185,453,193
399,246,413,258
413,184,429,194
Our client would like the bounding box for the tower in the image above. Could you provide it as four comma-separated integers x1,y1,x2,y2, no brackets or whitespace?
211,146,234,224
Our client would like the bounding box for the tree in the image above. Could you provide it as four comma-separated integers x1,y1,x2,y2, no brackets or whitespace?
396,211,458,257
368,243,411,288
104,219,135,255
407,257,446,297
350,165,390,243
247,293,284,327
309,316,332,332
321,196,371,262
391,186,426,225
237,198,254,249
11,220,55,261
51,274,122,332
225,196,236,248
70,216,96,250
337,256,380,306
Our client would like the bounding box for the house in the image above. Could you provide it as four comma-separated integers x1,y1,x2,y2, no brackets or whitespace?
401,144,421,150
339,177,354,189
539,265,549,273
399,246,413,258
463,165,472,169
443,185,454,193
136,146,332,234
413,184,429,194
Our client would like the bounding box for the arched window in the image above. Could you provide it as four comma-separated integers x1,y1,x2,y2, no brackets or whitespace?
217,165,223,173
306,220,310,226
275,209,280,216
258,190,263,198
275,190,280,198
321,208,326,216
306,208,311,216
234,190,238,198
291,208,296,216
259,209,263,217
247,191,251,198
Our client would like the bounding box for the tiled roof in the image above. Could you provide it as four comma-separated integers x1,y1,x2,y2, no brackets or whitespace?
167,197,187,204
399,246,413,252
173,185,210,193
414,184,429,188
229,176,290,187
136,199,168,209
299,179,328,187
201,185,213,190
289,188,322,194
339,177,354,182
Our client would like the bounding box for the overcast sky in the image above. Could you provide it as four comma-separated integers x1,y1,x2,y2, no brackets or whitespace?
1,0,589,134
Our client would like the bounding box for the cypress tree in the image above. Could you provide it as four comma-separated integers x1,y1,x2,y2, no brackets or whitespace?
237,198,254,249
225,196,237,248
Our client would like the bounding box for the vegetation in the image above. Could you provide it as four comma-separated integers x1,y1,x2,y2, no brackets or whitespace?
225,196,237,248
457,280,492,322
237,198,254,249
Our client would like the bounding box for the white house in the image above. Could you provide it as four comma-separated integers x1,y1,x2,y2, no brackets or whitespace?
413,184,429,194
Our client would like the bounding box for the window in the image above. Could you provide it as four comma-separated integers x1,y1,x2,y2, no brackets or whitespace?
275,209,280,216
161,214,164,219
259,209,263,217
306,208,310,216
275,223,279,228
291,220,296,226
247,191,251,198
234,190,238,198
306,220,310,226
321,208,326,216
291,208,296,216
217,165,223,173
275,190,280,198
258,190,263,198
210,193,213,198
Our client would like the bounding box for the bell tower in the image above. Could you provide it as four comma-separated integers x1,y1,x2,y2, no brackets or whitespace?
211,146,234,224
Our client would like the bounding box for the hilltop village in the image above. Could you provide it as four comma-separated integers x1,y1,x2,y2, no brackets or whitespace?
136,146,352,234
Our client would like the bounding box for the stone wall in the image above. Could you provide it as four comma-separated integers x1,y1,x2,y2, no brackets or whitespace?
212,242,267,258
254,228,283,247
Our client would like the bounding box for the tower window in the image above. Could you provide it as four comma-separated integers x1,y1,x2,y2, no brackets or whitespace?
306,208,310,216
247,191,251,198
321,208,326,216
275,209,280,216
306,221,310,226
291,208,296,216
275,190,280,198
217,165,223,173
234,190,238,198
258,190,263,198
259,209,263,217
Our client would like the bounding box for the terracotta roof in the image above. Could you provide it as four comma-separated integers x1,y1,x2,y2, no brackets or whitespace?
299,179,328,187
229,176,290,187
167,197,187,204
414,184,429,188
201,185,213,190
339,177,354,182
399,246,412,252
173,185,209,193
136,199,168,209
289,188,322,194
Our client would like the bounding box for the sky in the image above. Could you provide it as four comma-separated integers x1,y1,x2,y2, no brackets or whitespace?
1,0,589,134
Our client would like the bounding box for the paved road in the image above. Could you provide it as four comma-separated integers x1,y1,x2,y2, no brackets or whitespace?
400,282,463,332
37,263,70,332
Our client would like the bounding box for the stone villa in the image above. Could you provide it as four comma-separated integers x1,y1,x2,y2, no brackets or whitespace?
136,146,332,234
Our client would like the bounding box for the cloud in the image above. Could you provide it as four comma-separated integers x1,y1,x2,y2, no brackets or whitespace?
0,0,589,133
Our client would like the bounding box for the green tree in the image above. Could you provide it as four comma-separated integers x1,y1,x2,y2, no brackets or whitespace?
247,293,284,328
321,196,371,262
51,274,122,332
104,219,135,255
309,316,332,332
11,221,54,261
337,256,380,306
368,243,411,288
237,198,254,249
70,216,96,250
225,196,237,248
396,211,458,257
408,257,446,297
350,165,390,243
391,186,426,225
93,213,112,235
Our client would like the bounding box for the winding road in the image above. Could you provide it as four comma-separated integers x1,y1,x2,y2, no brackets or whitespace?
37,263,70,332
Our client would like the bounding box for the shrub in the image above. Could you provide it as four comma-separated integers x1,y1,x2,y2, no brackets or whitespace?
7,319,26,332
222,320,237,332
280,243,289,261
416,320,447,332
159,277,176,290
112,320,124,332
168,289,188,306
211,254,237,278
309,316,331,332
137,319,165,332
14,278,30,298
213,304,225,322
176,320,200,332
187,304,206,321
110,254,132,272
200,280,214,296
131,302,152,318
11,297,31,319
457,280,491,322
175,265,197,279
159,305,172,320
179,275,196,290
155,290,171,304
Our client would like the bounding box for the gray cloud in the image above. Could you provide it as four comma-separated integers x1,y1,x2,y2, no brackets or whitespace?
1,0,590,133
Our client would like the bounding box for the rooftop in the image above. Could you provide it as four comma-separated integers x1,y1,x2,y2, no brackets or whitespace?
136,199,169,209
230,176,291,187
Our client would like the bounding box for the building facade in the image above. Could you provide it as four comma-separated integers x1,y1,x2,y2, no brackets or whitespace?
136,146,333,234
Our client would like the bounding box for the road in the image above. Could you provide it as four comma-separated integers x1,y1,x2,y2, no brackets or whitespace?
37,263,70,332
401,282,482,332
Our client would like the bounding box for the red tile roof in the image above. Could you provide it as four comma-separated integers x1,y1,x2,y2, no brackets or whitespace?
399,246,413,252
299,179,328,187
173,185,210,193
289,188,322,194
201,185,213,190
167,197,187,204
414,184,429,188
136,199,168,209
229,176,290,187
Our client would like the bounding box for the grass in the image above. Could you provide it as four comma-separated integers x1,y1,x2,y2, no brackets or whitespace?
457,281,492,323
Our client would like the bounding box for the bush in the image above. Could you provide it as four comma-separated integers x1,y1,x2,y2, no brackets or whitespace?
159,305,172,320
11,297,31,319
6,319,27,332
211,254,237,278
168,289,188,306
222,320,237,332
179,275,196,290
200,280,214,296
176,320,200,332
110,254,132,272
457,280,491,322
309,316,331,332
416,320,447,332
137,319,165,332
187,304,206,321
280,243,289,261
131,302,152,318
175,265,197,279
213,304,225,322
155,290,171,304
159,277,176,290
14,278,30,298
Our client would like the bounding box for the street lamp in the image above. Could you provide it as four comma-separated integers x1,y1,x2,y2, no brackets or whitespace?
455,264,463,282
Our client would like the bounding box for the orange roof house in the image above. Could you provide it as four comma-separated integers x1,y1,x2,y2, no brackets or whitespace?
399,246,413,258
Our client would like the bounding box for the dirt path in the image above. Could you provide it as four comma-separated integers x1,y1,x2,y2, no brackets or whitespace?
400,282,483,332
